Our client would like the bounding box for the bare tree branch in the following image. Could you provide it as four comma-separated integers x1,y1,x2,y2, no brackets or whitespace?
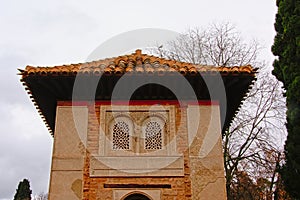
148,22,287,199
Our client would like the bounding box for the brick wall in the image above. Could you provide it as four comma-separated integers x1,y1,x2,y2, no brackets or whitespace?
82,104,192,200
52,101,227,200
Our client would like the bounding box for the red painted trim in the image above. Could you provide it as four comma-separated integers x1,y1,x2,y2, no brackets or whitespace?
57,100,219,106
57,101,90,106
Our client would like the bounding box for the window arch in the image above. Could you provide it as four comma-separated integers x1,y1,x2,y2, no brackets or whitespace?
123,193,151,200
112,121,130,150
110,115,133,150
143,116,165,150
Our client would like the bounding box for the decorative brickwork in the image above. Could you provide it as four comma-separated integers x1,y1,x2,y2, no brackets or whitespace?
81,103,194,199
47,102,227,199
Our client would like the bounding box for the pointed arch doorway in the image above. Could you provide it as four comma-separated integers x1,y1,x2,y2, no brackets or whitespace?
123,193,151,200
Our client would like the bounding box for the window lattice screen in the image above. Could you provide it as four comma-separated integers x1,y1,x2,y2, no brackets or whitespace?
112,121,130,150
145,121,162,150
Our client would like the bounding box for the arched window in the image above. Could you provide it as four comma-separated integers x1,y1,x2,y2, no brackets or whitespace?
123,193,151,200
143,117,164,150
112,119,130,150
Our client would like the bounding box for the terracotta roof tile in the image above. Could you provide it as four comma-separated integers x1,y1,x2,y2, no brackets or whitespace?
21,49,256,78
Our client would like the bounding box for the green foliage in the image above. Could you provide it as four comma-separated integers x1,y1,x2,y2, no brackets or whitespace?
13,179,32,200
272,0,300,198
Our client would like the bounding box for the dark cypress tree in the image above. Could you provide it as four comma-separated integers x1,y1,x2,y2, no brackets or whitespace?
13,179,32,200
272,0,300,198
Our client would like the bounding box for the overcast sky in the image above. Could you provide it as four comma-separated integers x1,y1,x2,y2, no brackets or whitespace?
0,0,277,199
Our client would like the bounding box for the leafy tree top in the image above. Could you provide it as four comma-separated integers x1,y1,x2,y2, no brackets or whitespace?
13,179,32,200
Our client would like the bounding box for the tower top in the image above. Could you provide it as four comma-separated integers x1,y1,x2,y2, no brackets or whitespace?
19,50,256,135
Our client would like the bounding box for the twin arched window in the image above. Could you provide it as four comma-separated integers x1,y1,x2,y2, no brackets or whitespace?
111,115,164,151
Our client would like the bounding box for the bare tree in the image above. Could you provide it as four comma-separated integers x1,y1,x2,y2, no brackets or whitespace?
149,23,287,199
152,23,260,67
224,69,286,199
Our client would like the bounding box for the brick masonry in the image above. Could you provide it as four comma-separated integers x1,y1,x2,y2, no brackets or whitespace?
83,104,192,199
49,102,226,200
